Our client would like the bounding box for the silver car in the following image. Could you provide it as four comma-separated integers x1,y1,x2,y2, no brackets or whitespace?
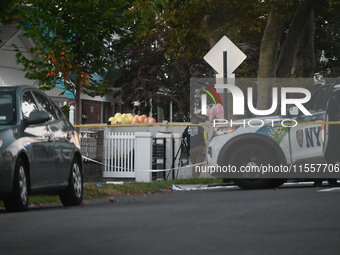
0,85,83,212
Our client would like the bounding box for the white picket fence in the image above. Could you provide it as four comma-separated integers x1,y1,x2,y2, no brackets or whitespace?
102,131,200,181
103,132,136,178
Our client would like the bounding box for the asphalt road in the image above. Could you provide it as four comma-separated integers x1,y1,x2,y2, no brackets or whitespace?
1,183,340,255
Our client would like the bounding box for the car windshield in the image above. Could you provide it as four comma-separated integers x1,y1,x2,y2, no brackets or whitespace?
306,84,333,113
0,93,15,125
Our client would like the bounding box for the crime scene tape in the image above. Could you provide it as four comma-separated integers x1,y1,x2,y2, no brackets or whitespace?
82,156,105,165
82,156,206,172
140,161,207,172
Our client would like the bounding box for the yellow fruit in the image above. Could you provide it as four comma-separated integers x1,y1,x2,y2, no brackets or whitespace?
116,116,122,123
128,114,133,122
122,117,129,124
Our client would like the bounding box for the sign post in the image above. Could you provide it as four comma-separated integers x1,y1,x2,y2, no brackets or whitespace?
223,51,228,118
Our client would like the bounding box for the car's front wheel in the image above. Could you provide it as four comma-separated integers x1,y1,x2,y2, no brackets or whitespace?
59,157,83,207
4,158,29,212
228,144,283,189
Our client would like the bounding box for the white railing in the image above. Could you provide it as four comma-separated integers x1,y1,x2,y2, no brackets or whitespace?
104,132,136,178
103,131,193,181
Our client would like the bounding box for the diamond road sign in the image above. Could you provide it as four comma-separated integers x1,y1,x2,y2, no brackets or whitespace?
204,36,247,77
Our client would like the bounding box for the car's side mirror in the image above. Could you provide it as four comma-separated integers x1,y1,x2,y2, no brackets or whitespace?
26,110,50,125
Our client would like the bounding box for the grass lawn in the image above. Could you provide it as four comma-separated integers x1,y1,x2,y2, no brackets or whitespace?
0,178,224,208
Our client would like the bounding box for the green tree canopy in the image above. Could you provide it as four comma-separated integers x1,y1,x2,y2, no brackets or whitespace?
9,0,340,123
0,0,19,24
136,0,340,114
14,0,137,125
113,25,212,121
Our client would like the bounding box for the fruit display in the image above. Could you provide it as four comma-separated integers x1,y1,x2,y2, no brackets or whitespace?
108,113,156,124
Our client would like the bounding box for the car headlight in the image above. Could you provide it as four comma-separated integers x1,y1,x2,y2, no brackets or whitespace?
213,126,239,137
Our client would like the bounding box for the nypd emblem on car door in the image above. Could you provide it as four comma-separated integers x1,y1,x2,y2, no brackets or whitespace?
296,129,304,148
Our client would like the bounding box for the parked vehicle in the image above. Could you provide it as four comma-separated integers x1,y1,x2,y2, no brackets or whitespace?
0,85,83,212
207,84,340,189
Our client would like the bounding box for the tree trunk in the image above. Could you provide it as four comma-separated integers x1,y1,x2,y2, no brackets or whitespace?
293,10,315,78
275,0,315,78
256,5,284,110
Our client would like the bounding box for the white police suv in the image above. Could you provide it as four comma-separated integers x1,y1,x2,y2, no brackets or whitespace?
206,84,340,189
